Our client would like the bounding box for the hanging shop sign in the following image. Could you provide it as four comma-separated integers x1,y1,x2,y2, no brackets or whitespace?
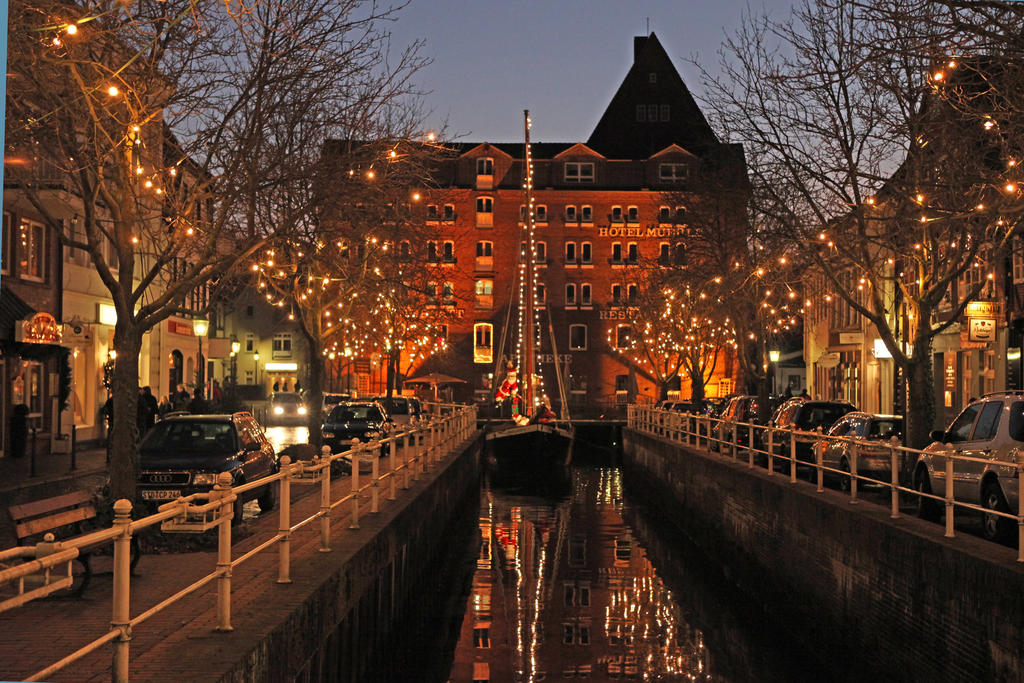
967,317,997,343
17,313,62,344
168,319,195,336
817,352,841,368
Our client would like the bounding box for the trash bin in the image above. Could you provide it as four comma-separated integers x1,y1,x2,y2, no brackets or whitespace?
10,404,29,459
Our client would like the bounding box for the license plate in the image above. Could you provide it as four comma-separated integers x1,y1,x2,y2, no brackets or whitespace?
141,489,181,501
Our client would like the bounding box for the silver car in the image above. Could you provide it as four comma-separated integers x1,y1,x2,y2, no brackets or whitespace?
914,393,1024,542
815,412,903,491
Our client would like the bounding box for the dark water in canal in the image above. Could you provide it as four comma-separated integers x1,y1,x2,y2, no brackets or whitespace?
374,443,834,683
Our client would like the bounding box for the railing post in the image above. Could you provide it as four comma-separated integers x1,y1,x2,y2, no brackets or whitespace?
278,455,292,584
213,473,234,630
111,499,133,682
748,424,755,468
849,439,859,503
371,447,380,514
320,446,332,552
890,437,901,519
816,427,824,492
350,440,362,529
388,438,397,501
789,429,797,483
412,428,422,482
402,432,412,489
767,427,774,475
731,422,737,459
944,452,955,538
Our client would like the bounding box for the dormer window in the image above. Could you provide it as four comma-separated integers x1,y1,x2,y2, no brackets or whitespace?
565,162,594,183
476,158,493,175
659,163,688,182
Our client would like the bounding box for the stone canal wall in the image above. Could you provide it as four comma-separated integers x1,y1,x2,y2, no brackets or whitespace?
222,432,483,683
623,428,1024,683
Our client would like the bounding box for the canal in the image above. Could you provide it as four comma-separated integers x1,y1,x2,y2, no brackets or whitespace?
371,438,837,682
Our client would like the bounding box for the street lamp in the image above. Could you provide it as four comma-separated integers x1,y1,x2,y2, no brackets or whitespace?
254,351,261,387
768,349,780,395
230,340,240,389
193,317,209,396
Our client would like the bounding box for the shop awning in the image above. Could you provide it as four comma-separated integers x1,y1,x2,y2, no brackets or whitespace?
0,287,36,342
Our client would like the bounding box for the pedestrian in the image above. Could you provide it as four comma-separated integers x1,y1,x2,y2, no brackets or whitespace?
142,386,158,430
102,394,114,441
783,385,793,399
173,383,190,411
211,379,223,404
158,395,172,417
283,379,290,392
273,380,280,392
294,379,301,392
187,387,210,414
799,388,809,400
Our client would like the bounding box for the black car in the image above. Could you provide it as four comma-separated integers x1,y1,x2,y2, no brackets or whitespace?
765,398,856,464
137,412,278,521
321,401,392,456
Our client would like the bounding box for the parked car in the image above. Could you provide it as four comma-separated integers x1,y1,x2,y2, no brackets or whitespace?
267,391,308,425
373,395,423,428
765,398,856,464
915,393,1024,541
321,392,351,418
814,412,903,491
711,395,764,451
137,412,278,521
321,400,393,456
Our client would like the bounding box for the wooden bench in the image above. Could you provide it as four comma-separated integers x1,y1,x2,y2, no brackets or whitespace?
8,489,140,596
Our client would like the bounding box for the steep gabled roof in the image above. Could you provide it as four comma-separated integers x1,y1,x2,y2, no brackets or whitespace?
586,33,720,159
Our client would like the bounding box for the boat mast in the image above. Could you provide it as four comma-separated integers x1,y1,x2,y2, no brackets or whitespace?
523,110,535,414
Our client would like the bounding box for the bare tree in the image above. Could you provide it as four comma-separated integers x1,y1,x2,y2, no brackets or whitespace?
701,0,1023,448
6,0,426,500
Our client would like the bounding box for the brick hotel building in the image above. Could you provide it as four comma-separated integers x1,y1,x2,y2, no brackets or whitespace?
410,34,746,408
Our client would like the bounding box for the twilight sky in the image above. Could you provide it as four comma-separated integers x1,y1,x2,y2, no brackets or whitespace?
388,0,798,144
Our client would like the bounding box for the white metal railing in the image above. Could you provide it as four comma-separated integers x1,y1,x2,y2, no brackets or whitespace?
628,404,1024,563
0,403,477,682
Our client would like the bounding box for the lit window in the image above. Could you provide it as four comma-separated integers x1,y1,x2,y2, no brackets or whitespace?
474,322,493,351
19,219,46,282
569,324,587,350
475,280,493,308
564,162,594,183
476,157,493,175
272,333,292,358
473,626,491,649
475,241,493,271
659,163,688,182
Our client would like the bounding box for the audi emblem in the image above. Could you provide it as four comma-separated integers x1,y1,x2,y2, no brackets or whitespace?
150,474,174,484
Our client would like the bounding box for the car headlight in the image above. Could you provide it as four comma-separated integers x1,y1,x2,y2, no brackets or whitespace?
323,431,335,439
297,406,307,415
273,406,284,415
192,472,218,486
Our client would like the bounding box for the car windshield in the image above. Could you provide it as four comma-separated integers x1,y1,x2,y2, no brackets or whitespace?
273,393,302,404
867,419,902,439
796,404,852,429
141,421,235,453
329,405,381,422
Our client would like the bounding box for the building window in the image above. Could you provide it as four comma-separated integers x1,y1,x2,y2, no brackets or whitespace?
660,104,670,121
627,284,638,303
615,325,631,349
581,205,593,223
612,284,622,304
272,333,292,359
443,204,456,221
475,241,493,271
659,163,688,182
565,205,577,222
636,104,646,122
475,279,493,308
474,323,493,356
476,157,493,176
19,218,46,282
473,627,491,649
399,240,412,260
658,242,670,265
610,206,623,223
427,240,439,262
535,204,548,222
565,241,577,264
434,324,448,341
442,282,454,304
648,103,658,121
611,242,623,264
1014,238,1024,284
442,240,455,263
627,242,639,263
476,197,493,228
581,242,592,264
658,206,671,223
564,162,594,183
245,333,255,352
536,283,546,305
519,204,528,222
569,324,587,350
580,283,592,306
535,241,547,263
426,204,439,220
626,206,639,223
675,206,686,222
565,283,577,306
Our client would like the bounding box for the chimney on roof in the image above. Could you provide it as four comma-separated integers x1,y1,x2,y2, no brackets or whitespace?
634,35,649,63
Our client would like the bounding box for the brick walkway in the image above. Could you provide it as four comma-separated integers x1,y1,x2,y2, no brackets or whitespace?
0,466,404,682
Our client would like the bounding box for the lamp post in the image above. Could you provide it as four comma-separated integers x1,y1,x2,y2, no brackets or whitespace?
230,340,240,387
254,351,261,388
769,349,781,395
193,317,210,397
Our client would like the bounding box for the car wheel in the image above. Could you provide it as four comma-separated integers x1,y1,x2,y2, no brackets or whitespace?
914,470,941,522
257,482,276,512
981,482,1013,543
839,458,851,493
